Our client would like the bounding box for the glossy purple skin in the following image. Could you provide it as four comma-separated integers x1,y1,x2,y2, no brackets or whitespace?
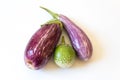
24,24,61,69
59,15,93,61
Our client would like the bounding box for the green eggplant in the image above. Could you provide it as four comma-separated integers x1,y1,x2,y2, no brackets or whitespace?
54,36,76,68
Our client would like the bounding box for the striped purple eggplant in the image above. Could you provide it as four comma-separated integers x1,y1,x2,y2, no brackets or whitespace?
24,23,62,69
41,7,93,61
59,15,93,61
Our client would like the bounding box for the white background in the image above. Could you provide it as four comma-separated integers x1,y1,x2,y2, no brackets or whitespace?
0,0,120,80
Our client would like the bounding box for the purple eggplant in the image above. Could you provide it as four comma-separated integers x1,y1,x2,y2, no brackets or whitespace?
41,7,93,61
59,15,93,61
24,22,62,70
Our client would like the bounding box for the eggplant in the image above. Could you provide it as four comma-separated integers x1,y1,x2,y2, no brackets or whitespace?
24,22,62,70
41,7,93,61
59,15,93,61
54,36,76,68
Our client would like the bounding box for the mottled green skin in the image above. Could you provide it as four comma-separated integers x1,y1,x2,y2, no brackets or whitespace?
54,44,76,68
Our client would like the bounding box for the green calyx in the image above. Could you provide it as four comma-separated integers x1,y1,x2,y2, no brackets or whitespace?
47,19,63,30
57,36,69,47
40,6,63,30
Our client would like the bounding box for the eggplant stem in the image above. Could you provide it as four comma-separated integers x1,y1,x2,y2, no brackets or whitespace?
61,36,65,44
40,6,59,19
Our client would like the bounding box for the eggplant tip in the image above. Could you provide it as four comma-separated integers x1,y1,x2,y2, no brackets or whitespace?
25,59,37,70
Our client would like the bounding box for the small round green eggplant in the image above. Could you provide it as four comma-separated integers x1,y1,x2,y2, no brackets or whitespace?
54,36,76,68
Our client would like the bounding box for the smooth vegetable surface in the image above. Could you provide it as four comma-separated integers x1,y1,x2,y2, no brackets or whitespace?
59,15,93,61
24,23,62,69
54,36,76,68
40,7,93,61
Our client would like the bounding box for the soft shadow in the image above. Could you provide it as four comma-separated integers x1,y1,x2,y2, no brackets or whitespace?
43,56,60,71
